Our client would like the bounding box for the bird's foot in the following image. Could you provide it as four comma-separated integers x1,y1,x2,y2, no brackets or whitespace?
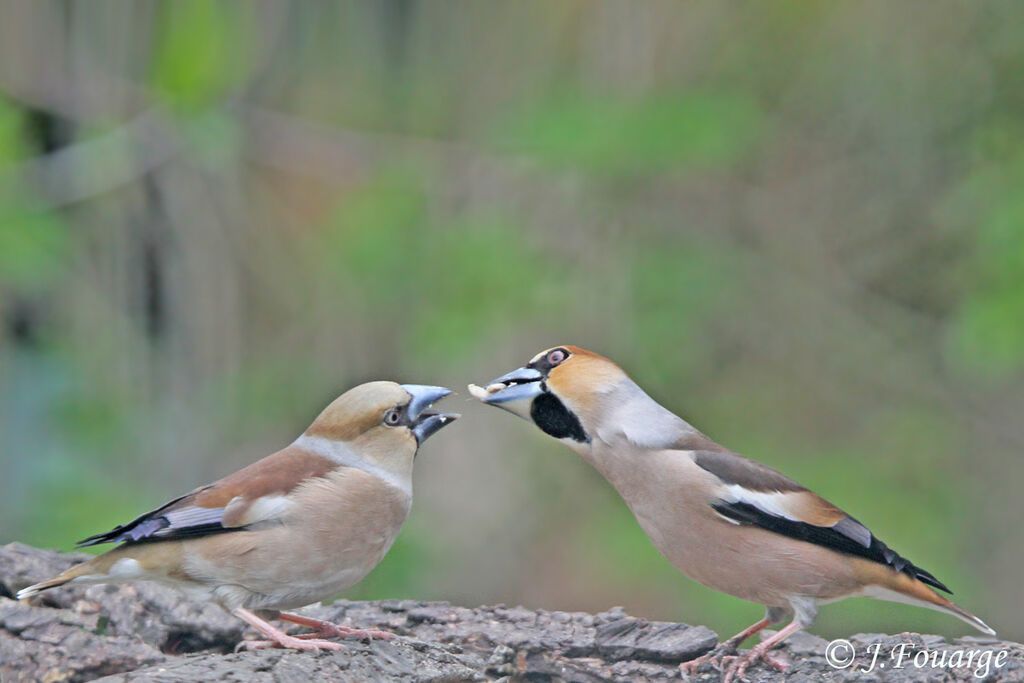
279,613,395,641
721,649,789,683
235,633,346,652
300,623,395,641
679,644,738,675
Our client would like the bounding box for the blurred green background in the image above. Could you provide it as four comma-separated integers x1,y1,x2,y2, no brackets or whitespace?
2,1,1023,643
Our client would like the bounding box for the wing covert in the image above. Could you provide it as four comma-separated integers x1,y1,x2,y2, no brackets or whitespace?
693,449,951,594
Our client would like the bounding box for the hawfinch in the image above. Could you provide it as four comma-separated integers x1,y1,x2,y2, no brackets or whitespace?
17,382,457,652
470,346,993,682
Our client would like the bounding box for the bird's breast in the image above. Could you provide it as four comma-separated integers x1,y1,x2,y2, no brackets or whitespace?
184,468,412,611
583,443,864,605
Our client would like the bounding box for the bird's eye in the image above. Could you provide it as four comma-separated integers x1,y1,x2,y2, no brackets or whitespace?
384,408,402,426
548,348,567,365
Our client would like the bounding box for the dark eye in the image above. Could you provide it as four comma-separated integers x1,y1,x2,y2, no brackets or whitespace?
384,408,402,426
548,348,567,365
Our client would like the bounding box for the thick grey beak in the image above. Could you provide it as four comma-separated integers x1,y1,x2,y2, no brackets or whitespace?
411,413,457,444
402,384,452,420
467,366,543,420
401,384,459,445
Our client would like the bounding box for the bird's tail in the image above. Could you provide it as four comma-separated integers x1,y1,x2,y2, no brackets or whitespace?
16,550,127,600
862,567,995,636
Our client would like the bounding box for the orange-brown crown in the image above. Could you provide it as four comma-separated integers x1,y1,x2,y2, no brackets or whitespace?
539,345,627,417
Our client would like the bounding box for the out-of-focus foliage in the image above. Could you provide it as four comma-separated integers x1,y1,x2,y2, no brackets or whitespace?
942,132,1024,378
1,1,1022,643
493,91,763,174
0,100,67,290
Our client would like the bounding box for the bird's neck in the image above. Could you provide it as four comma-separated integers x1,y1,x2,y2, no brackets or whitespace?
587,378,701,452
292,434,413,498
577,388,709,538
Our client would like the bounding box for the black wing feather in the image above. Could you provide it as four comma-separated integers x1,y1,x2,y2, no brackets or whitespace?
75,489,241,547
712,500,951,594
77,493,190,547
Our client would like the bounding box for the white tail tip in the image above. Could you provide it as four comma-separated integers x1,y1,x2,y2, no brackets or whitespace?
16,584,43,600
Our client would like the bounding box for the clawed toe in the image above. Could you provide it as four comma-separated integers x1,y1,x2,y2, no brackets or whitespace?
722,658,749,683
289,636,346,651
317,624,395,640
721,650,790,683
679,645,737,675
762,653,789,671
237,634,346,652
277,612,395,642
236,638,273,652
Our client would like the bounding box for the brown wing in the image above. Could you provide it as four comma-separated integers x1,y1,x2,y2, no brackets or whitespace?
693,449,952,593
77,445,334,547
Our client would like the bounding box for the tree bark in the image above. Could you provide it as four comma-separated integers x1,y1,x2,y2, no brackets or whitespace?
1,543,1020,681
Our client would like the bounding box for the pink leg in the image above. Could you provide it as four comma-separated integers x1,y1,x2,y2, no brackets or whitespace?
680,617,773,675
279,612,395,641
722,620,800,683
233,607,345,652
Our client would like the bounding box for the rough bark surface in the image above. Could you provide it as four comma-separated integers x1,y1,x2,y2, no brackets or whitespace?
1,543,1021,682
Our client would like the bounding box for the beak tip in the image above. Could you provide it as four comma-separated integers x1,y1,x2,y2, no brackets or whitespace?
411,410,459,444
402,384,455,420
468,368,544,407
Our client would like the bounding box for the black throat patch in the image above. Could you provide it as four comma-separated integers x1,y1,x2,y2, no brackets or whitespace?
531,392,589,443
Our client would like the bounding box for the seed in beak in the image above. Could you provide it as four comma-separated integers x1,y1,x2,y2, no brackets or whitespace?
467,384,491,400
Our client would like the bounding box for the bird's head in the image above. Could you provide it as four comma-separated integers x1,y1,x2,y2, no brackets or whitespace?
305,381,458,470
468,346,628,450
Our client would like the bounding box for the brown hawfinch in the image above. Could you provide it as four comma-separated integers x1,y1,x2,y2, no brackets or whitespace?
469,346,993,682
17,382,457,652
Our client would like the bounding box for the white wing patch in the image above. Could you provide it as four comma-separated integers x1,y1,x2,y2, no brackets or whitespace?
721,485,802,521
163,506,224,529
238,495,293,525
217,494,293,527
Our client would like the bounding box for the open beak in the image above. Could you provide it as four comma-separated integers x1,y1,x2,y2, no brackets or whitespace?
467,366,544,420
400,384,459,445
